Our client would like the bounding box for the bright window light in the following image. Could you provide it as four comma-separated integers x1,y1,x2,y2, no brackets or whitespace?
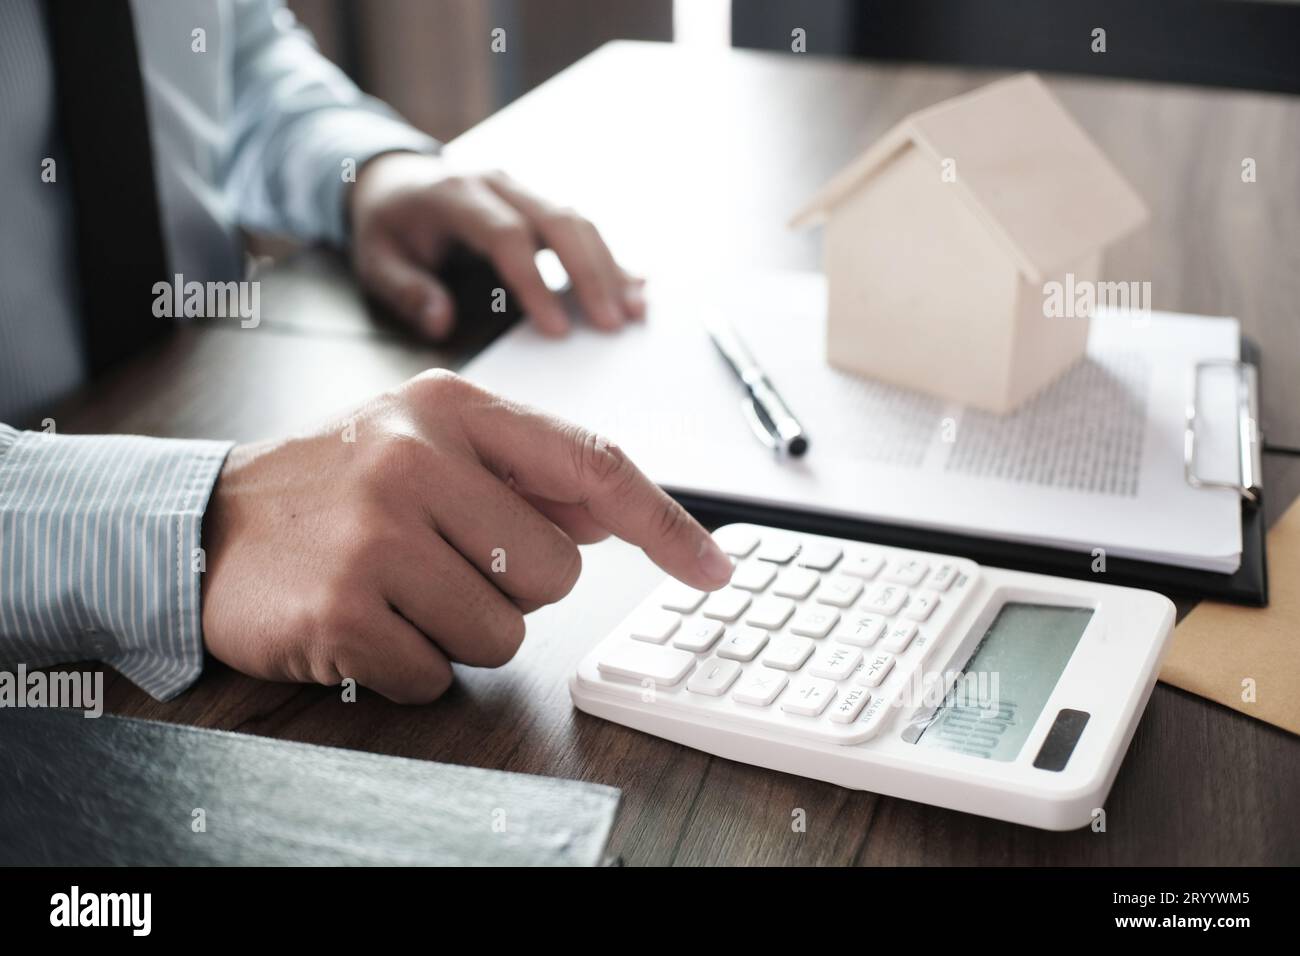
673,0,731,48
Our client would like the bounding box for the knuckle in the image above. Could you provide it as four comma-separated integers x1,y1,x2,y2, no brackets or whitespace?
304,619,352,687
308,653,344,688
570,427,631,488
487,221,531,256
543,206,588,233
410,367,466,400
367,432,433,487
437,173,474,194
349,525,404,574
654,497,693,543
315,589,364,638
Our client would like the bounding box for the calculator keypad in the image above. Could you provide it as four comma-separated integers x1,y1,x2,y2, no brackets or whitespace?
591,526,979,745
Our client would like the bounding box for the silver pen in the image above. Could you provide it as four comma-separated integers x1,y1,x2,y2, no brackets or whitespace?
707,318,809,458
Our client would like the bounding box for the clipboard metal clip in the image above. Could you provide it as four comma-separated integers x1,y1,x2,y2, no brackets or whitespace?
1184,359,1262,506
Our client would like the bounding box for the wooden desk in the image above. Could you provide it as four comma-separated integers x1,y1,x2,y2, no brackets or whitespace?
69,43,1300,864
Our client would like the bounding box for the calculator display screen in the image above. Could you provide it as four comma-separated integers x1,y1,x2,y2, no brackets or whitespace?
912,603,1093,762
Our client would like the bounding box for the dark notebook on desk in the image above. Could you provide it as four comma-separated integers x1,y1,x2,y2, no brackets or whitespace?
0,709,620,866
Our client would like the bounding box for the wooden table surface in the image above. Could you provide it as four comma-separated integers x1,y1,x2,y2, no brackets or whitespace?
67,42,1300,864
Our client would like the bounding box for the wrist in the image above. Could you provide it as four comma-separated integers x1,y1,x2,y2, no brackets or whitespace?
347,150,447,238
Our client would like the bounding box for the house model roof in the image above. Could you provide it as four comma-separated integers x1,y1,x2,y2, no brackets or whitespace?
791,72,1149,283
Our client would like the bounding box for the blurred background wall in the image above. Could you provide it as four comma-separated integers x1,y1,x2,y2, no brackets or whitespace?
288,0,674,142
288,0,1299,149
731,0,1300,94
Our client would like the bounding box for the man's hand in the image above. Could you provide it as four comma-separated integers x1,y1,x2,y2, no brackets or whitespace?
200,371,732,703
349,152,645,340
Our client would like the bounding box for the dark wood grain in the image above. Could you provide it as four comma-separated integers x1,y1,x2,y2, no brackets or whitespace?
48,42,1300,865
0,709,620,866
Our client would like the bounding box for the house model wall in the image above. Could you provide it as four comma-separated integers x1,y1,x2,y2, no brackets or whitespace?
791,73,1149,414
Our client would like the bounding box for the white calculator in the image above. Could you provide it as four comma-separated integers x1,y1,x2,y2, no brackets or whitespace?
571,523,1176,830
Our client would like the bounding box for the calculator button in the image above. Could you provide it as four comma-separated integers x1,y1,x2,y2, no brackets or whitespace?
773,567,820,599
629,608,681,644
796,543,842,571
746,596,796,630
883,557,929,587
716,625,769,662
833,614,887,647
781,677,836,716
756,536,801,564
598,642,696,686
673,619,725,653
855,691,894,738
910,628,941,666
809,644,862,681
789,607,839,639
730,561,777,592
659,582,706,613
762,635,814,671
733,669,788,707
928,563,957,592
842,552,885,579
862,582,908,616
714,526,760,558
857,652,896,687
701,588,751,622
881,621,917,653
829,686,871,724
903,589,940,621
816,575,864,608
687,657,742,696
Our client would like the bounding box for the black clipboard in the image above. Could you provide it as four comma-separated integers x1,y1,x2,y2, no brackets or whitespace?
675,336,1268,607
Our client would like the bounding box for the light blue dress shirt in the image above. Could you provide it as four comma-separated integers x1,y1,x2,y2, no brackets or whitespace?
0,0,438,699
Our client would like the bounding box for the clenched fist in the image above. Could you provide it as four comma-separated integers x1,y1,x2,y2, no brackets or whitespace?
200,371,732,703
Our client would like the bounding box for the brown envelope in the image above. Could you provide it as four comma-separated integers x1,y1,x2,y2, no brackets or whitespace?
1160,495,1300,735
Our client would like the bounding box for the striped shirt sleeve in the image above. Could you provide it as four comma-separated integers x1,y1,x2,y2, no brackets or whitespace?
0,424,232,700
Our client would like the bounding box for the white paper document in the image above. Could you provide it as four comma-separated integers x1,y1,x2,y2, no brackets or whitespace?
461,271,1242,572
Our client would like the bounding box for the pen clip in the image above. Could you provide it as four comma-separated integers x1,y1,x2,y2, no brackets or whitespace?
740,397,779,453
